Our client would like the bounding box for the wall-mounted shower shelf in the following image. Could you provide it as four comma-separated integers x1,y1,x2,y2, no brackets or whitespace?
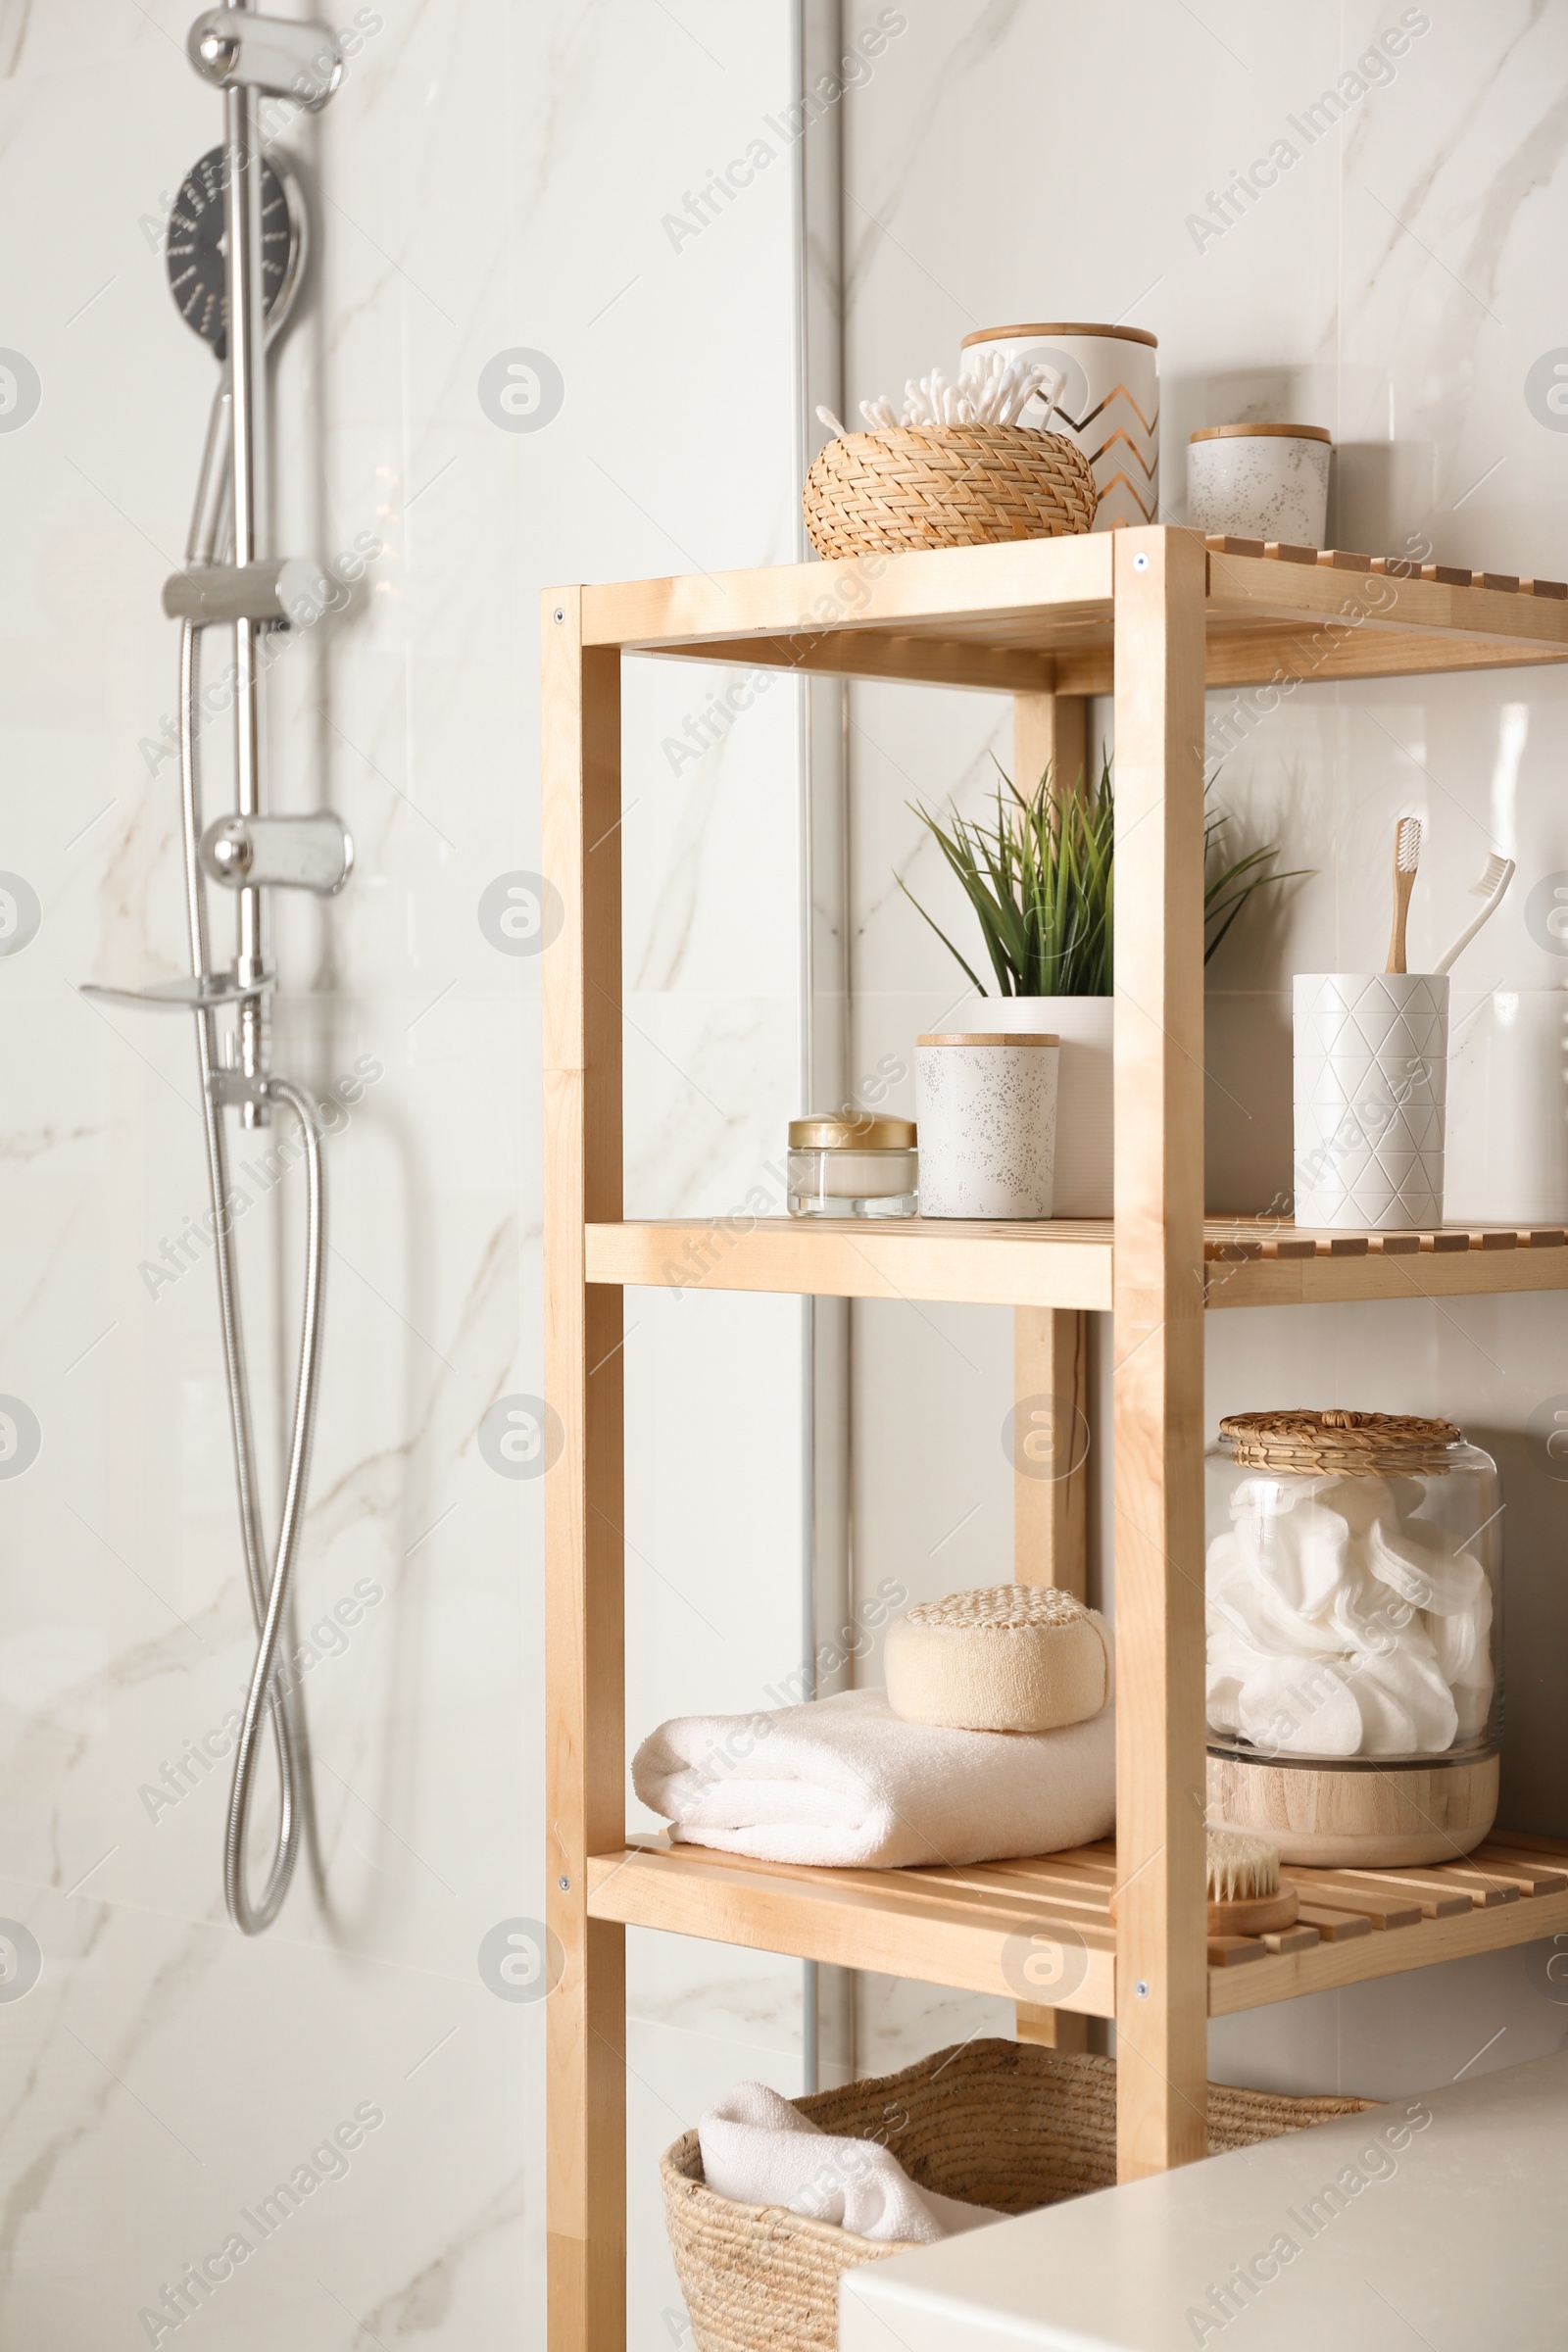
586,1832,1568,2020
544,527,1568,2352
587,1216,1568,1310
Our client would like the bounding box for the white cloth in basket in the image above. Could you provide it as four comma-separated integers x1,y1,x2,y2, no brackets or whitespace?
698,2081,1004,2244
631,1686,1115,1868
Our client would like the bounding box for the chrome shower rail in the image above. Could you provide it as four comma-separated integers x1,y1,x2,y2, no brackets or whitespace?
85,1,351,1935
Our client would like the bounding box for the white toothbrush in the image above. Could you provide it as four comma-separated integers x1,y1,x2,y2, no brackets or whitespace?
1434,853,1515,974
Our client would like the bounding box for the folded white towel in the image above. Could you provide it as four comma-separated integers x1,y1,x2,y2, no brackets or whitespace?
699,2081,1004,2243
632,1687,1115,1868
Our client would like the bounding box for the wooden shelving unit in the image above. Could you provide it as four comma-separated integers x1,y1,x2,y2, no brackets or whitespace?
542,528,1568,2351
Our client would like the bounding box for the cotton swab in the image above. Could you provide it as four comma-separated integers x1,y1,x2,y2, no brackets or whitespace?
1433,854,1515,974
851,357,1069,432
814,405,850,438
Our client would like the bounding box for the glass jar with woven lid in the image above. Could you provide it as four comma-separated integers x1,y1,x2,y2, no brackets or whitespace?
787,1115,918,1219
1204,1408,1502,1864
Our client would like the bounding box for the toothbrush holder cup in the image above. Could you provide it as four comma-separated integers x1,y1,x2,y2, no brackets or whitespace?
1293,972,1449,1231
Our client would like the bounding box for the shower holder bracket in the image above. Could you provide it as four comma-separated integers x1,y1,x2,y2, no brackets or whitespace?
201,811,354,896
208,1067,272,1111
186,9,343,109
164,558,334,630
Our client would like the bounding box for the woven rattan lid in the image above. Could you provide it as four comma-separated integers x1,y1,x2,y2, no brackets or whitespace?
788,1114,916,1151
1219,1407,1462,1476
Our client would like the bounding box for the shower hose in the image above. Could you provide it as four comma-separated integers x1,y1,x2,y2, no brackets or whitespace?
176,438,324,1936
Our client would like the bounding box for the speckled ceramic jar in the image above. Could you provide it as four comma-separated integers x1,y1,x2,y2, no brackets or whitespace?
1188,423,1331,546
913,1032,1058,1219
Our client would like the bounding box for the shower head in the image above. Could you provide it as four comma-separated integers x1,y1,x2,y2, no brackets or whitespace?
166,143,307,360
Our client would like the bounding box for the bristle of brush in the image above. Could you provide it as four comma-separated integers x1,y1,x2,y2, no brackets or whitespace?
1206,1828,1280,1903
1396,817,1422,872
1474,853,1510,895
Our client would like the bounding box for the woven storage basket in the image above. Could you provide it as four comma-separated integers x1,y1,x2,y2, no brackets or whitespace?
802,425,1098,559
662,2038,1370,2352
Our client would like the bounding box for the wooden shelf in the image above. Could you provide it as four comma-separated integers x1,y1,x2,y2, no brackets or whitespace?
1205,1218,1568,1308
579,532,1568,697
586,1216,1113,1309
588,1838,1116,2016
589,1833,1568,2022
588,1217,1568,1311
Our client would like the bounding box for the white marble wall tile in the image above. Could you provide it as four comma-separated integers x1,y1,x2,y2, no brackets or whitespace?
0,1,811,2343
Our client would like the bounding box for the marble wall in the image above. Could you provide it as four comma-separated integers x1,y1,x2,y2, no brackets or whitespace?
0,3,821,2343
838,0,1568,2089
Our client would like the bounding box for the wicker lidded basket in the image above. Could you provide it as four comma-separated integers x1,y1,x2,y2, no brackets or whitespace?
802,423,1098,560
662,2038,1369,2352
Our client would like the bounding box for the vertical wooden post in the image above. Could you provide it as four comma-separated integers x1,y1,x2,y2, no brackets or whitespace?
1110,528,1209,2180
543,589,627,2351
1012,686,1096,2054
1013,680,1087,802
1010,684,1093,1604
1012,1306,1089,1598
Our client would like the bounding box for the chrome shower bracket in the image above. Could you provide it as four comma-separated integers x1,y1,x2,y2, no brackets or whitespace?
187,8,344,108
201,811,354,896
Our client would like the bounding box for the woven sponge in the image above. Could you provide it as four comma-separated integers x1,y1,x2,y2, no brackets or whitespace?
884,1585,1113,1734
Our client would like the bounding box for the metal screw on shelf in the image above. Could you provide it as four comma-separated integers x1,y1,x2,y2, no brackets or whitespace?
1135,1980,1150,1998
558,1875,570,1890
554,606,565,622
1133,553,1150,572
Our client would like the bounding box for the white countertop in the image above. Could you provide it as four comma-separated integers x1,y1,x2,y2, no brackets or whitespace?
840,2050,1568,2352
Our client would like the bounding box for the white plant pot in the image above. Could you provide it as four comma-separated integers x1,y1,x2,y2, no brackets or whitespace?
1294,973,1448,1230
915,1034,1058,1219
975,997,1113,1215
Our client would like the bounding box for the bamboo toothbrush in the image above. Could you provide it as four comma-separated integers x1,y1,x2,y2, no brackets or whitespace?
1386,815,1422,973
1434,853,1515,974
1109,1830,1298,1937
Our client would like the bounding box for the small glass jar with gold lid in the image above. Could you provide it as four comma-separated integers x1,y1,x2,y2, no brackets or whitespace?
787,1115,917,1219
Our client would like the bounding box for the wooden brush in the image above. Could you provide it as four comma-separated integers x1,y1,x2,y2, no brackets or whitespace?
1107,1831,1299,1936
1386,815,1422,973
1204,1829,1298,1937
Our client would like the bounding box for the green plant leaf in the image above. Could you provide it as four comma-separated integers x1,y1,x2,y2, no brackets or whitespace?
903,755,1307,993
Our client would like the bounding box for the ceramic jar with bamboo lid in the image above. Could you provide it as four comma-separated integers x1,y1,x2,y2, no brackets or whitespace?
1187,422,1332,546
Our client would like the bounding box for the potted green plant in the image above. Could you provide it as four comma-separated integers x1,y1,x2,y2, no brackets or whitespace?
903,755,1301,1213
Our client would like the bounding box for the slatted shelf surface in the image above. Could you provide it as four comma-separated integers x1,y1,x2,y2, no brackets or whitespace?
579,532,1568,694
587,1216,1568,1310
587,1832,1568,2019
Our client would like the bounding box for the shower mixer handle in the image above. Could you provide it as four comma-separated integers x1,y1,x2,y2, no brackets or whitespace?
187,9,343,109
201,812,354,897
